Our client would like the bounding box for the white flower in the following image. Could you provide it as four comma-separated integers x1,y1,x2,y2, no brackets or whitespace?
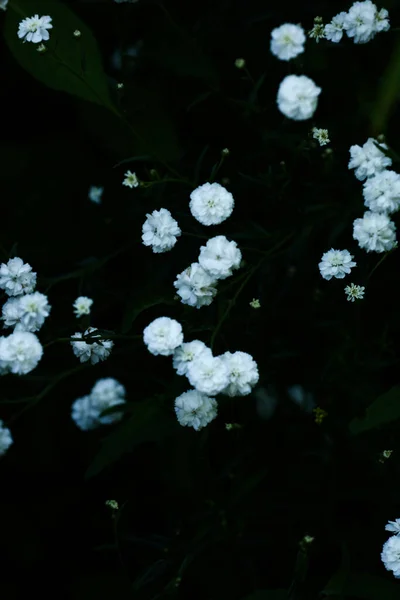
174,389,217,431
344,1,377,43
312,127,330,146
0,257,37,297
198,236,242,280
0,331,43,375
0,1,9,11
0,420,12,456
71,396,99,431
173,340,212,376
143,317,183,356
382,535,400,578
122,170,139,188
71,327,114,364
374,7,390,32
221,351,259,397
2,298,22,329
142,208,181,253
324,12,347,42
187,354,229,396
386,519,400,535
277,75,321,121
353,211,397,252
318,249,357,280
17,14,52,43
270,23,306,61
189,182,234,226
73,296,93,317
90,377,126,425
362,170,400,214
349,138,392,181
9,292,50,332
174,263,218,308
0,338,11,375
88,186,103,204
344,283,365,302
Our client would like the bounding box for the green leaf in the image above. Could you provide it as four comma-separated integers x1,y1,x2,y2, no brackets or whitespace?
85,399,178,478
241,591,287,600
349,386,400,435
5,0,114,110
323,572,400,599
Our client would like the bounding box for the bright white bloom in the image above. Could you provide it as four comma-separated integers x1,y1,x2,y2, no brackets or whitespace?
174,389,217,431
324,12,347,42
344,283,365,302
90,378,126,425
277,75,321,121
349,138,392,181
17,14,52,43
142,208,181,253
0,420,12,456
374,8,390,32
2,298,22,329
198,236,242,280
362,170,400,214
270,23,306,61
318,249,356,280
0,331,43,375
312,127,330,146
189,182,234,226
73,296,93,317
88,186,103,204
381,535,400,578
353,211,397,252
386,519,400,535
174,263,218,309
0,1,9,11
13,292,50,332
344,1,377,43
221,351,259,397
71,396,99,431
143,317,183,356
0,257,37,297
173,340,212,376
71,327,114,364
122,170,139,188
187,354,229,396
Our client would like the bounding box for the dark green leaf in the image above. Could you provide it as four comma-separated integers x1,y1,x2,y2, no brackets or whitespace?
349,386,400,435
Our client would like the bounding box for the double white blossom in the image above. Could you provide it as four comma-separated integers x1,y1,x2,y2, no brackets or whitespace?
344,1,389,44
143,317,183,356
0,331,43,375
348,138,392,181
221,351,259,397
362,170,400,214
0,257,37,297
318,249,356,280
270,23,306,61
173,340,212,376
324,12,347,42
174,263,218,309
71,327,114,364
189,182,234,226
71,378,126,431
142,208,181,253
198,236,242,280
17,14,53,43
73,296,93,318
187,354,229,396
2,292,51,332
382,536,400,579
353,211,396,252
277,75,321,121
174,389,217,431
0,420,12,456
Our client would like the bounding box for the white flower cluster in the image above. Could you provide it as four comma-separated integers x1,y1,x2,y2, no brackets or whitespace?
71,327,114,364
174,236,242,309
349,138,398,253
277,75,321,121
0,420,13,457
270,23,306,61
325,2,389,44
143,317,259,431
71,378,126,431
142,208,181,253
0,257,47,375
382,518,400,578
190,183,234,226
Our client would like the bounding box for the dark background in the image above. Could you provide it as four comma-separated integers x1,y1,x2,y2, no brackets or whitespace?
1,0,400,598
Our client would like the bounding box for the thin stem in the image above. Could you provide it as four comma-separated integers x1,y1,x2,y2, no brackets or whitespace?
367,246,397,280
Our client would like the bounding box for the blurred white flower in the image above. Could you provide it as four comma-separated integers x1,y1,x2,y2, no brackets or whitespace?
143,317,183,356
374,7,390,32
353,211,396,252
349,138,392,181
255,387,278,420
71,327,113,364
287,385,315,413
187,354,229,396
2,293,50,332
88,186,103,204
174,389,217,431
18,14,52,43
189,182,234,226
123,170,139,188
362,170,400,214
0,420,12,456
142,208,181,253
270,23,306,61
344,283,365,302
277,75,321,121
174,263,218,309
198,236,242,280
221,351,259,397
0,331,43,375
0,1,9,11
71,395,99,431
386,519,400,535
324,12,347,42
0,257,37,297
318,249,356,280
381,535,400,578
90,377,126,425
73,296,93,318
173,340,212,376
